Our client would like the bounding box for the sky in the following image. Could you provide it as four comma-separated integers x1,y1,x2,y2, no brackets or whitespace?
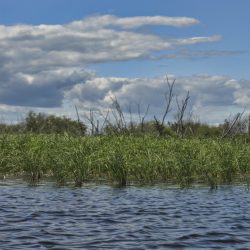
0,0,249,125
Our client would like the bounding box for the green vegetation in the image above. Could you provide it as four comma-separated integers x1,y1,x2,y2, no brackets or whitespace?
0,78,249,188
0,111,86,136
1,133,250,188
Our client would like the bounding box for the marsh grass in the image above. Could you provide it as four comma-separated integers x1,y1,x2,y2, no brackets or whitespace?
0,134,250,188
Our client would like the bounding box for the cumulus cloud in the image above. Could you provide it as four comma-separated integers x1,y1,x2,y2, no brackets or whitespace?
66,75,242,107
233,80,250,105
1,73,249,124
1,14,245,124
0,67,93,107
0,15,221,109
65,74,250,124
0,15,212,70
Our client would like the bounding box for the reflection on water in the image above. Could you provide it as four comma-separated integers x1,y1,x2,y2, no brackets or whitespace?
0,180,250,249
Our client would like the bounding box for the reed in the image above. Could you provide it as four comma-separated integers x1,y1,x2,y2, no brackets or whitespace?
0,134,250,188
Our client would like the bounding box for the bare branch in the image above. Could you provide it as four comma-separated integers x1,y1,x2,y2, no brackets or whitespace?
98,109,110,133
154,115,164,136
74,104,85,135
176,91,190,137
161,76,175,126
110,96,126,129
82,109,100,135
222,110,245,138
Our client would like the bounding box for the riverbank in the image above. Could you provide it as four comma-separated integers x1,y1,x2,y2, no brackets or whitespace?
0,134,250,188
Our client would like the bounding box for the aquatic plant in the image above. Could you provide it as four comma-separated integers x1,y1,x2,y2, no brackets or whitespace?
0,134,250,188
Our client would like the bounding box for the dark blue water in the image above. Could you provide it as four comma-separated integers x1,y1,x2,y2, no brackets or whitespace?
0,181,250,249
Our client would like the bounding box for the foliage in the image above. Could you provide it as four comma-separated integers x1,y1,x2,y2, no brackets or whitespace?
25,111,87,135
0,111,87,136
1,134,250,188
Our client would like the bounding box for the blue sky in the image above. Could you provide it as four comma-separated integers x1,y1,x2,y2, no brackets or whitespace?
0,0,249,124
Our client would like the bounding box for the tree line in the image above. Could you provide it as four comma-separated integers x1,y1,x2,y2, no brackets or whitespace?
0,77,249,138
0,110,249,138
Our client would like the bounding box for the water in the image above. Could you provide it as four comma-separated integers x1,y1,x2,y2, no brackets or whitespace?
0,181,250,249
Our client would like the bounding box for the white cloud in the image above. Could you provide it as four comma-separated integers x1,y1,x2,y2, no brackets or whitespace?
175,35,222,45
1,73,249,124
0,15,221,109
233,80,250,105
1,14,245,125
0,15,204,72
0,67,93,107
65,74,250,124
234,90,250,105
69,15,200,29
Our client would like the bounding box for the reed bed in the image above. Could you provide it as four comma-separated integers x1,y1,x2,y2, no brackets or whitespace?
0,134,250,188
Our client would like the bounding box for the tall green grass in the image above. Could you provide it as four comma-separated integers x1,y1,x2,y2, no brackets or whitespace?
0,134,250,188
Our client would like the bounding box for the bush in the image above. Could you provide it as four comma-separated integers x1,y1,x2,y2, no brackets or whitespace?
24,111,87,136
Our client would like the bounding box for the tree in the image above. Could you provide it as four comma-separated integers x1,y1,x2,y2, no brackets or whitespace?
24,111,87,135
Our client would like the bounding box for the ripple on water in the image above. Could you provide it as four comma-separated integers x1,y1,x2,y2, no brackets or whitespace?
0,182,250,249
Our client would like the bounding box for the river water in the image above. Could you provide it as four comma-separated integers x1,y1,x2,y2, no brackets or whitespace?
0,180,250,249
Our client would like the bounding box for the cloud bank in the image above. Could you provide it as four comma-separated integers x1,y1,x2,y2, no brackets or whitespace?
1,74,249,124
65,75,250,123
0,15,220,107
0,15,248,124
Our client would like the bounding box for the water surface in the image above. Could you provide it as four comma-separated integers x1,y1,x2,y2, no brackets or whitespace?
0,180,250,249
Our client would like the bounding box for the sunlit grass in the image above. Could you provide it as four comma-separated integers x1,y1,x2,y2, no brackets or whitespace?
0,134,250,188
